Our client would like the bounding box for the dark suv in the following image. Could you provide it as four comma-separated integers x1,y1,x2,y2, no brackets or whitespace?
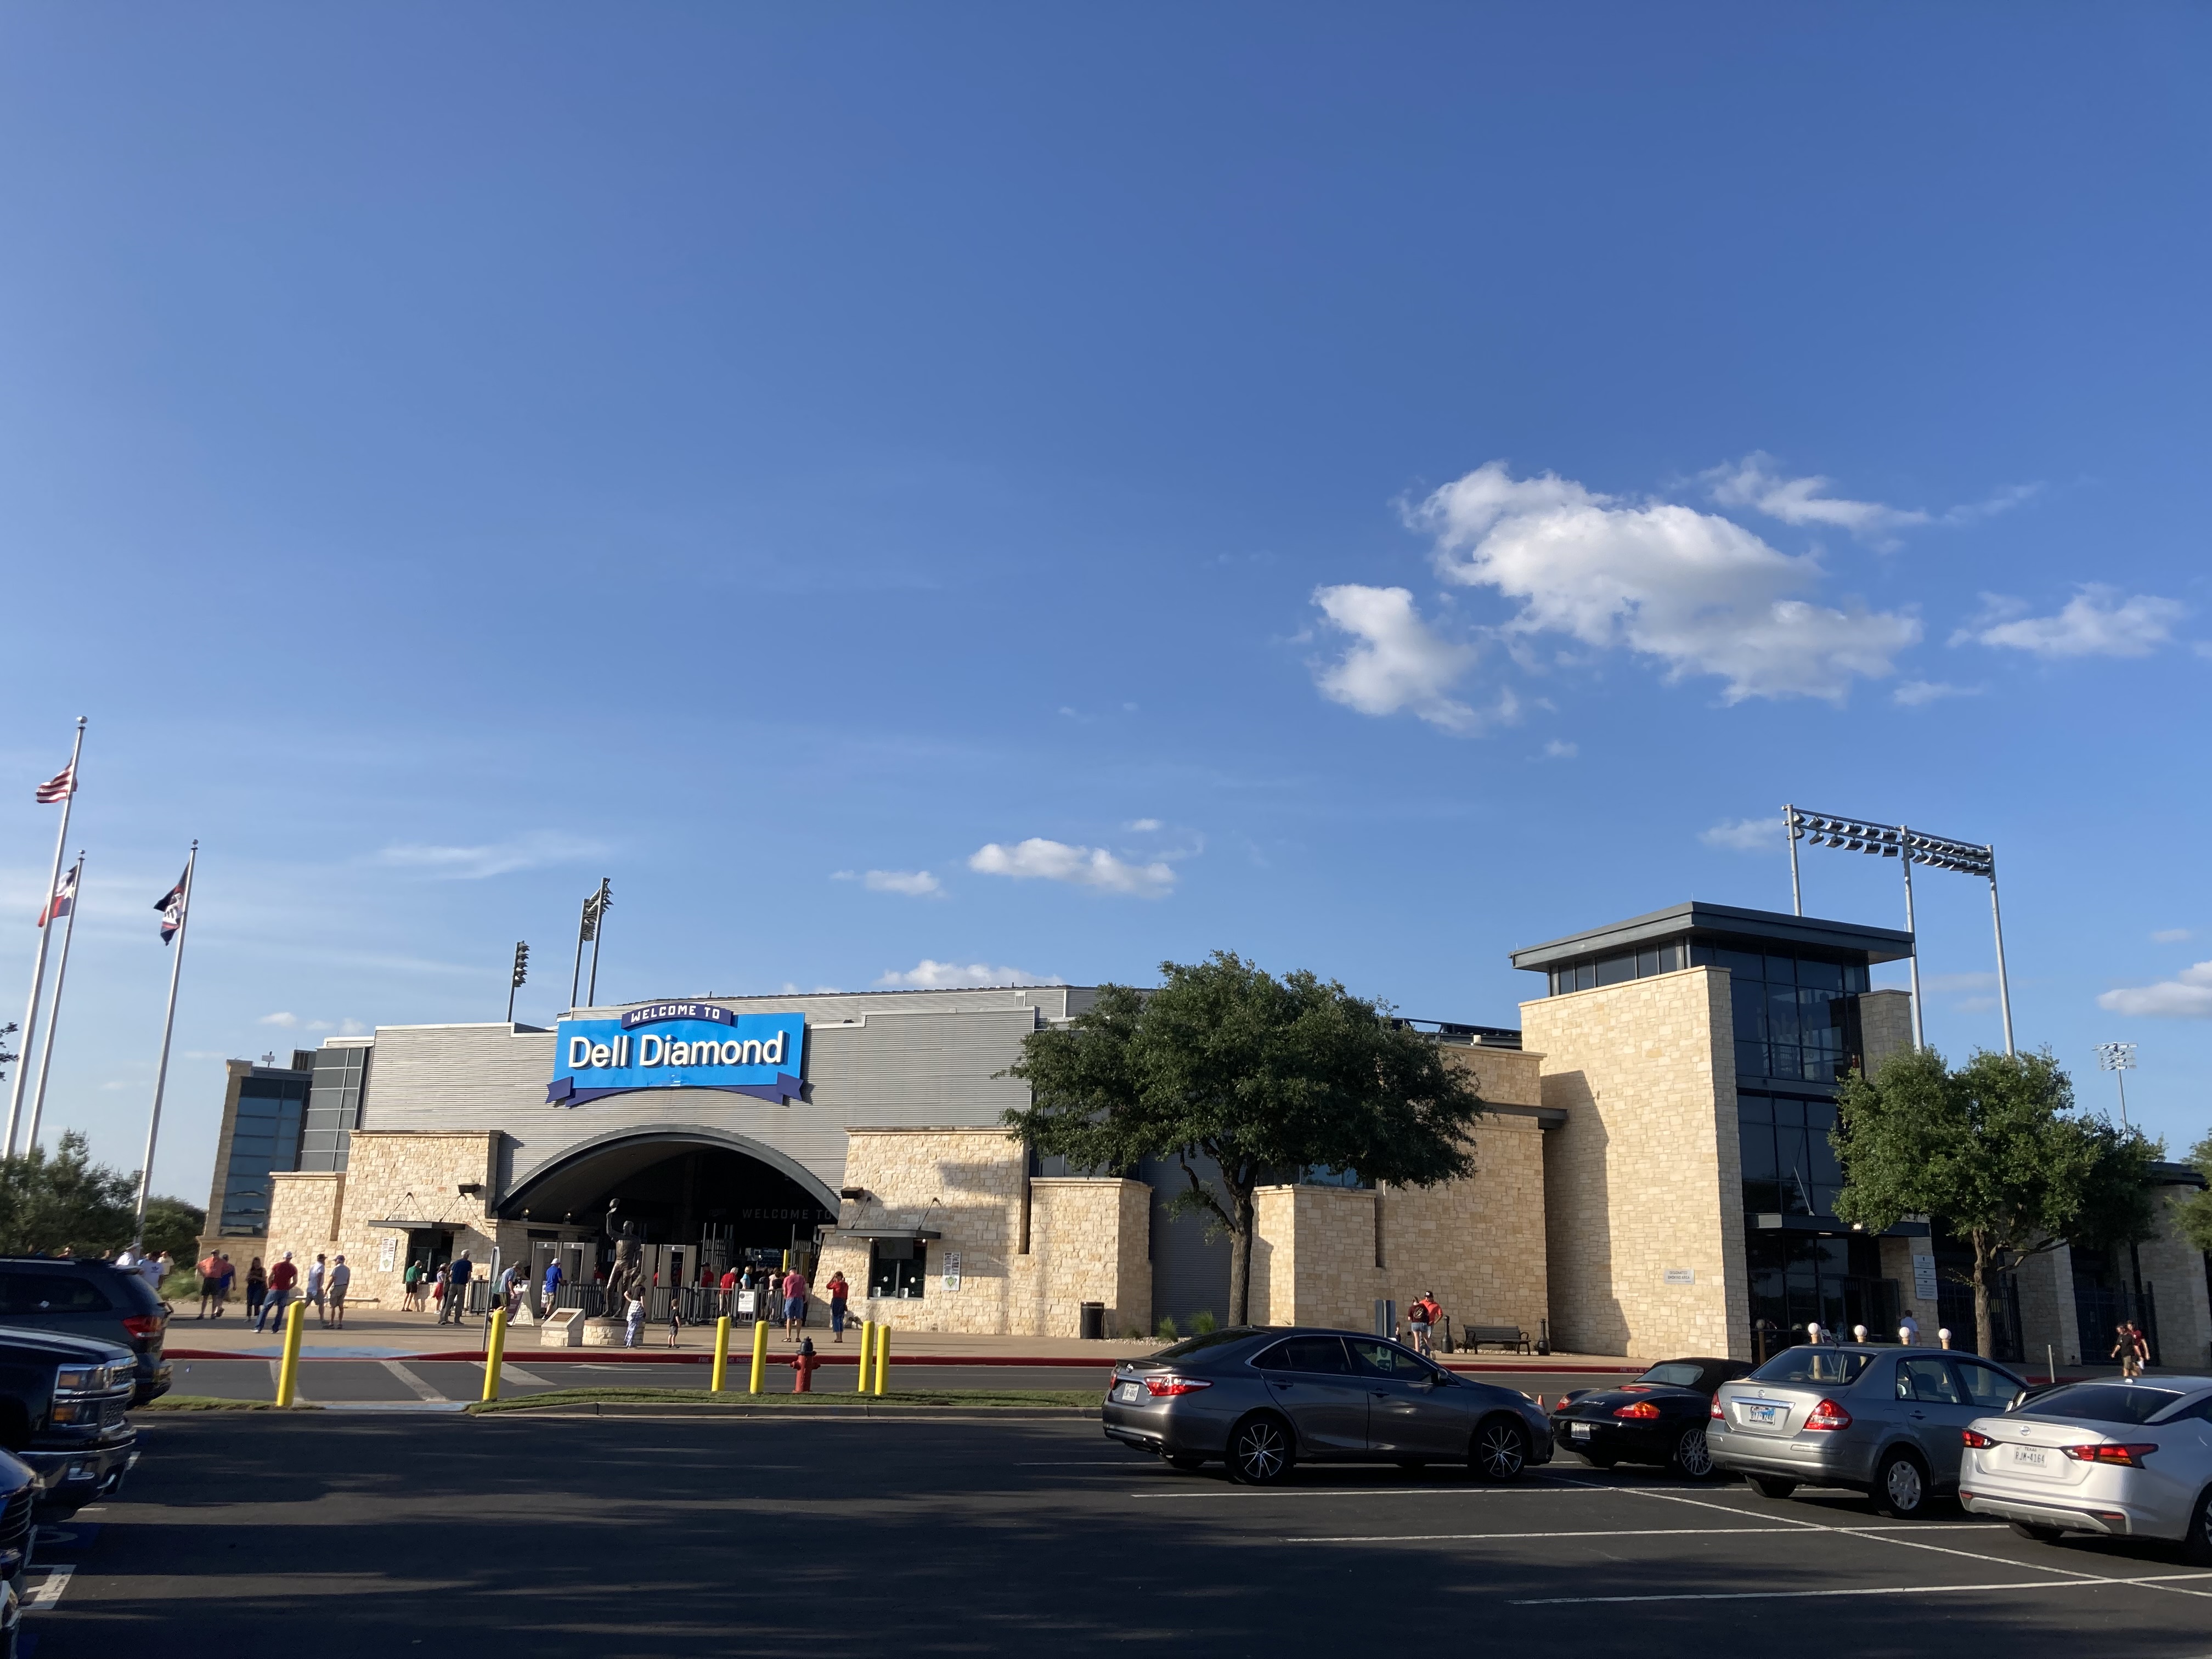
0,1260,170,1405
0,1328,137,1517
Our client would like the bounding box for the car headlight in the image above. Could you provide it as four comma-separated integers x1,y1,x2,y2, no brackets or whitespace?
53,1368,98,1392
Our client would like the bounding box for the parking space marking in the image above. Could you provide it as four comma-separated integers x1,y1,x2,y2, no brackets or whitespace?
489,1363,554,1387
1511,1572,2212,1607
1133,1480,1601,1499
25,1566,74,1610
382,1362,447,1402
266,1360,307,1403
1288,1522,2001,1544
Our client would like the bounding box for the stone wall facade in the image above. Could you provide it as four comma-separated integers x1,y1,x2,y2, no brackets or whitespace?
2138,1184,2212,1374
267,1131,510,1309
1524,967,1750,1359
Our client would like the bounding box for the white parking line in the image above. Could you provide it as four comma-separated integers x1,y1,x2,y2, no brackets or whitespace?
24,1567,73,1611
488,1363,554,1387
266,1360,306,1404
1290,1522,2002,1544
1512,1572,2212,1607
1132,1483,1594,1499
382,1362,447,1402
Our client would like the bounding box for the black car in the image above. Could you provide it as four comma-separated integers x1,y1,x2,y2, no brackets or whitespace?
1550,1356,1751,1477
0,1328,138,1517
1103,1327,1555,1484
0,1259,171,1406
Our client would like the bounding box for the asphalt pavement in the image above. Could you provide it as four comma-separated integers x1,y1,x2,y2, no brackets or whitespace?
22,1413,2212,1658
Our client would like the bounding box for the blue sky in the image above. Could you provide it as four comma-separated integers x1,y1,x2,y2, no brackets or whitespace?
2,6,2206,1205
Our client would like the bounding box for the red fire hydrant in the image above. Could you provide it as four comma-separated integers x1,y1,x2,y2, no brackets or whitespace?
791,1339,822,1393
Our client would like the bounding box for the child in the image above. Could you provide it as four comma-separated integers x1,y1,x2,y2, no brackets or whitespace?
667,1296,683,1349
791,1338,822,1393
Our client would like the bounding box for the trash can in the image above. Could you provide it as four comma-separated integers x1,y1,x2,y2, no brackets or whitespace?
1079,1301,1105,1340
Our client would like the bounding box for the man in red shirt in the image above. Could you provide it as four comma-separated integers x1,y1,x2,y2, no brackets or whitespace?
256,1252,300,1333
718,1265,739,1317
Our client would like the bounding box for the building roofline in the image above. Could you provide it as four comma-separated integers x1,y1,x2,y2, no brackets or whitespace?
1509,901,1915,970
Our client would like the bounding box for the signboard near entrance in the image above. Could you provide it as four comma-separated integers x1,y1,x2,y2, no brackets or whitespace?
1912,1253,1939,1302
546,1006,807,1107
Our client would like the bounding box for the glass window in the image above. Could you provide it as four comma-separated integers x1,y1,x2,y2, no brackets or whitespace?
1844,964,1870,994
1731,979,1767,1041
1764,954,1798,985
1658,940,1685,972
1716,949,1764,981
1898,1358,1961,1403
1148,1329,1251,1360
1595,953,1635,987
1736,1093,1773,1122
1348,1340,1438,1380
1767,983,1802,1045
1798,960,1843,992
1739,1122,1779,1214
1773,1098,1806,1126
0,1273,112,1313
1255,1336,1350,1374
1735,1041,1769,1082
2018,1384,2185,1425
1637,1361,1710,1389
867,1240,928,1300
1575,963,1595,991
1953,1361,2025,1410
1688,942,1714,967
1636,949,1661,978
1748,1348,1872,1385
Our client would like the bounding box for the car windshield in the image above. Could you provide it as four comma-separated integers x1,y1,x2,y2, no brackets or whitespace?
1636,1363,1708,1389
2015,1384,2184,1425
1746,1348,1872,1387
1148,1330,1250,1362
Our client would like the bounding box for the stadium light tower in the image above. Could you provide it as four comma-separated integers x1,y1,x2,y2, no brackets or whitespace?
1784,805,2013,1057
2095,1041,2136,1128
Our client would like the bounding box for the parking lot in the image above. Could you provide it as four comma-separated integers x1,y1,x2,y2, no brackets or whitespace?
21,1412,2212,1657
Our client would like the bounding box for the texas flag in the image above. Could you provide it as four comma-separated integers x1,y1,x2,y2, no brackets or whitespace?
155,867,188,944
36,864,77,929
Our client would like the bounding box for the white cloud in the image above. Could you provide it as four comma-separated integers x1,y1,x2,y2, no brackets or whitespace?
2098,961,2212,1019
1701,816,1782,853
1415,462,1920,703
1954,586,2186,658
1892,680,1981,707
1309,584,1498,732
338,1019,369,1036
1705,453,1929,544
968,838,1175,898
833,869,943,898
2152,928,2192,944
258,1011,334,1031
875,959,1065,989
375,831,606,881
1542,740,1578,759
1126,819,1163,833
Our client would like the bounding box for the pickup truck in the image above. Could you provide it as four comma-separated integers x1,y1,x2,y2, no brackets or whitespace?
0,1328,137,1517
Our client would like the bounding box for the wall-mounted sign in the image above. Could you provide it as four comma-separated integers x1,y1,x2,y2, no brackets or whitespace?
1662,1267,1695,1286
1911,1253,1938,1302
546,1004,807,1107
943,1250,962,1291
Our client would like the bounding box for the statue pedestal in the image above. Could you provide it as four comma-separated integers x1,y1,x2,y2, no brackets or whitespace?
582,1317,631,1348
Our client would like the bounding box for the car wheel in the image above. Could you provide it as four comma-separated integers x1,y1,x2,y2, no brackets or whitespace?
1747,1475,1798,1500
1166,1454,1205,1471
1669,1424,1717,1480
2009,1520,2066,1544
1874,1449,1931,1519
2181,1487,2212,1570
1470,1415,1528,1484
1228,1414,1294,1486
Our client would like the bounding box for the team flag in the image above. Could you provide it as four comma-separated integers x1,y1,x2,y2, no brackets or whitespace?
37,865,77,929
33,764,75,804
155,867,189,944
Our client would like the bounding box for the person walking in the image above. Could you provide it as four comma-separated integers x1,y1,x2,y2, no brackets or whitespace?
257,1252,298,1333
245,1258,268,1324
304,1254,329,1327
1407,1293,1441,1357
2114,1321,2148,1379
542,1255,564,1313
442,1254,473,1325
826,1271,850,1343
401,1259,423,1313
1898,1312,1920,1346
197,1250,223,1319
718,1263,738,1318
326,1255,351,1329
781,1264,809,1342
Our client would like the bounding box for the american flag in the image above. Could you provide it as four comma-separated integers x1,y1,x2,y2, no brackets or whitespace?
155,866,189,944
33,763,74,804
37,863,77,929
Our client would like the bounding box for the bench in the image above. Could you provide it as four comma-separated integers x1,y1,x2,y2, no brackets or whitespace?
1464,1324,1531,1355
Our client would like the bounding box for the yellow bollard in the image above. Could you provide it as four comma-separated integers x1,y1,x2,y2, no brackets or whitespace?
873,1322,890,1397
275,1297,306,1407
854,1320,873,1392
748,1312,770,1395
711,1315,732,1393
481,1307,507,1403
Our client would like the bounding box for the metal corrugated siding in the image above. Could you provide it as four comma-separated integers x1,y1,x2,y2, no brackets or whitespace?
1141,1154,1231,1327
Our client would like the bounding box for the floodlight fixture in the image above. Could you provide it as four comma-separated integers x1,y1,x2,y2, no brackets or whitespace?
2095,1041,2136,1127
1784,804,2013,1058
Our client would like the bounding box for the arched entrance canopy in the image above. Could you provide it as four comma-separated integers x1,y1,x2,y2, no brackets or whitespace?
495,1123,840,1222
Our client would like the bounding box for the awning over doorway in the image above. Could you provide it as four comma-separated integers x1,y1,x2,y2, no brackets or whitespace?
836,1227,941,1241
365,1218,456,1231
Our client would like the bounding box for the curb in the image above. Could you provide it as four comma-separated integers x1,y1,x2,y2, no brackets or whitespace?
473,1401,1103,1420
168,1348,1645,1370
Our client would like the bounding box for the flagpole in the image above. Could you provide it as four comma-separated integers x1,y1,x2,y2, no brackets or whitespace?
7,716,86,1159
569,893,589,1013
135,842,196,1243
586,878,610,1006
24,852,84,1156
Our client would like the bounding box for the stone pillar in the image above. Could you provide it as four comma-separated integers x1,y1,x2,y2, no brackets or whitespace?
1878,1235,1940,1340
2140,1188,2212,1373
1857,990,1914,1076
2014,1247,2081,1368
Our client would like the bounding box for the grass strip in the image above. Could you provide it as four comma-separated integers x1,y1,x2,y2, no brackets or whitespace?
139,1395,317,1412
468,1386,1097,1415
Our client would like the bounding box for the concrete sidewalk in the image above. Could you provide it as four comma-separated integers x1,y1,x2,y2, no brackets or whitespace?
161,1307,1646,1370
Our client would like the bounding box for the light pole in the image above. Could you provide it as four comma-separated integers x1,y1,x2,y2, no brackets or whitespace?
1785,807,2013,1055
2095,1042,2136,1128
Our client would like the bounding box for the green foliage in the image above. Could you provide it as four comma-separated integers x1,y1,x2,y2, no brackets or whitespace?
140,1195,205,1263
1004,951,1487,1323
2174,1131,2212,1255
1155,1313,1179,1340
1833,1046,2157,1352
1189,1310,1218,1335
0,1132,140,1258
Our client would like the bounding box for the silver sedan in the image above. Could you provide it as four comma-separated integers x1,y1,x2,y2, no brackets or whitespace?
1960,1376,2212,1562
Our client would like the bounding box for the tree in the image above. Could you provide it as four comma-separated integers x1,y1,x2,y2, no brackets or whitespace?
1002,952,1488,1326
0,1132,140,1259
2174,1130,2212,1256
1833,1046,2155,1356
140,1196,207,1264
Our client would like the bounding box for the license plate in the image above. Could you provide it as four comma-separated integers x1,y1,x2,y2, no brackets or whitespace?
1111,1381,1144,1403
1570,1423,1593,1440
1745,1403,1782,1425
2011,1445,2048,1467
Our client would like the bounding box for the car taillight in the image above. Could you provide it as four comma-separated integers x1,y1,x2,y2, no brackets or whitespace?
1961,1429,1994,1448
2062,1443,2155,1466
1709,1399,1725,1420
1804,1398,1852,1432
120,1315,162,1340
1612,1401,1661,1419
1143,1375,1212,1397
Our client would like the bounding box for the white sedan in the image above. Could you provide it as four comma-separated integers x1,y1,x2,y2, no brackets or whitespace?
1960,1375,2212,1562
